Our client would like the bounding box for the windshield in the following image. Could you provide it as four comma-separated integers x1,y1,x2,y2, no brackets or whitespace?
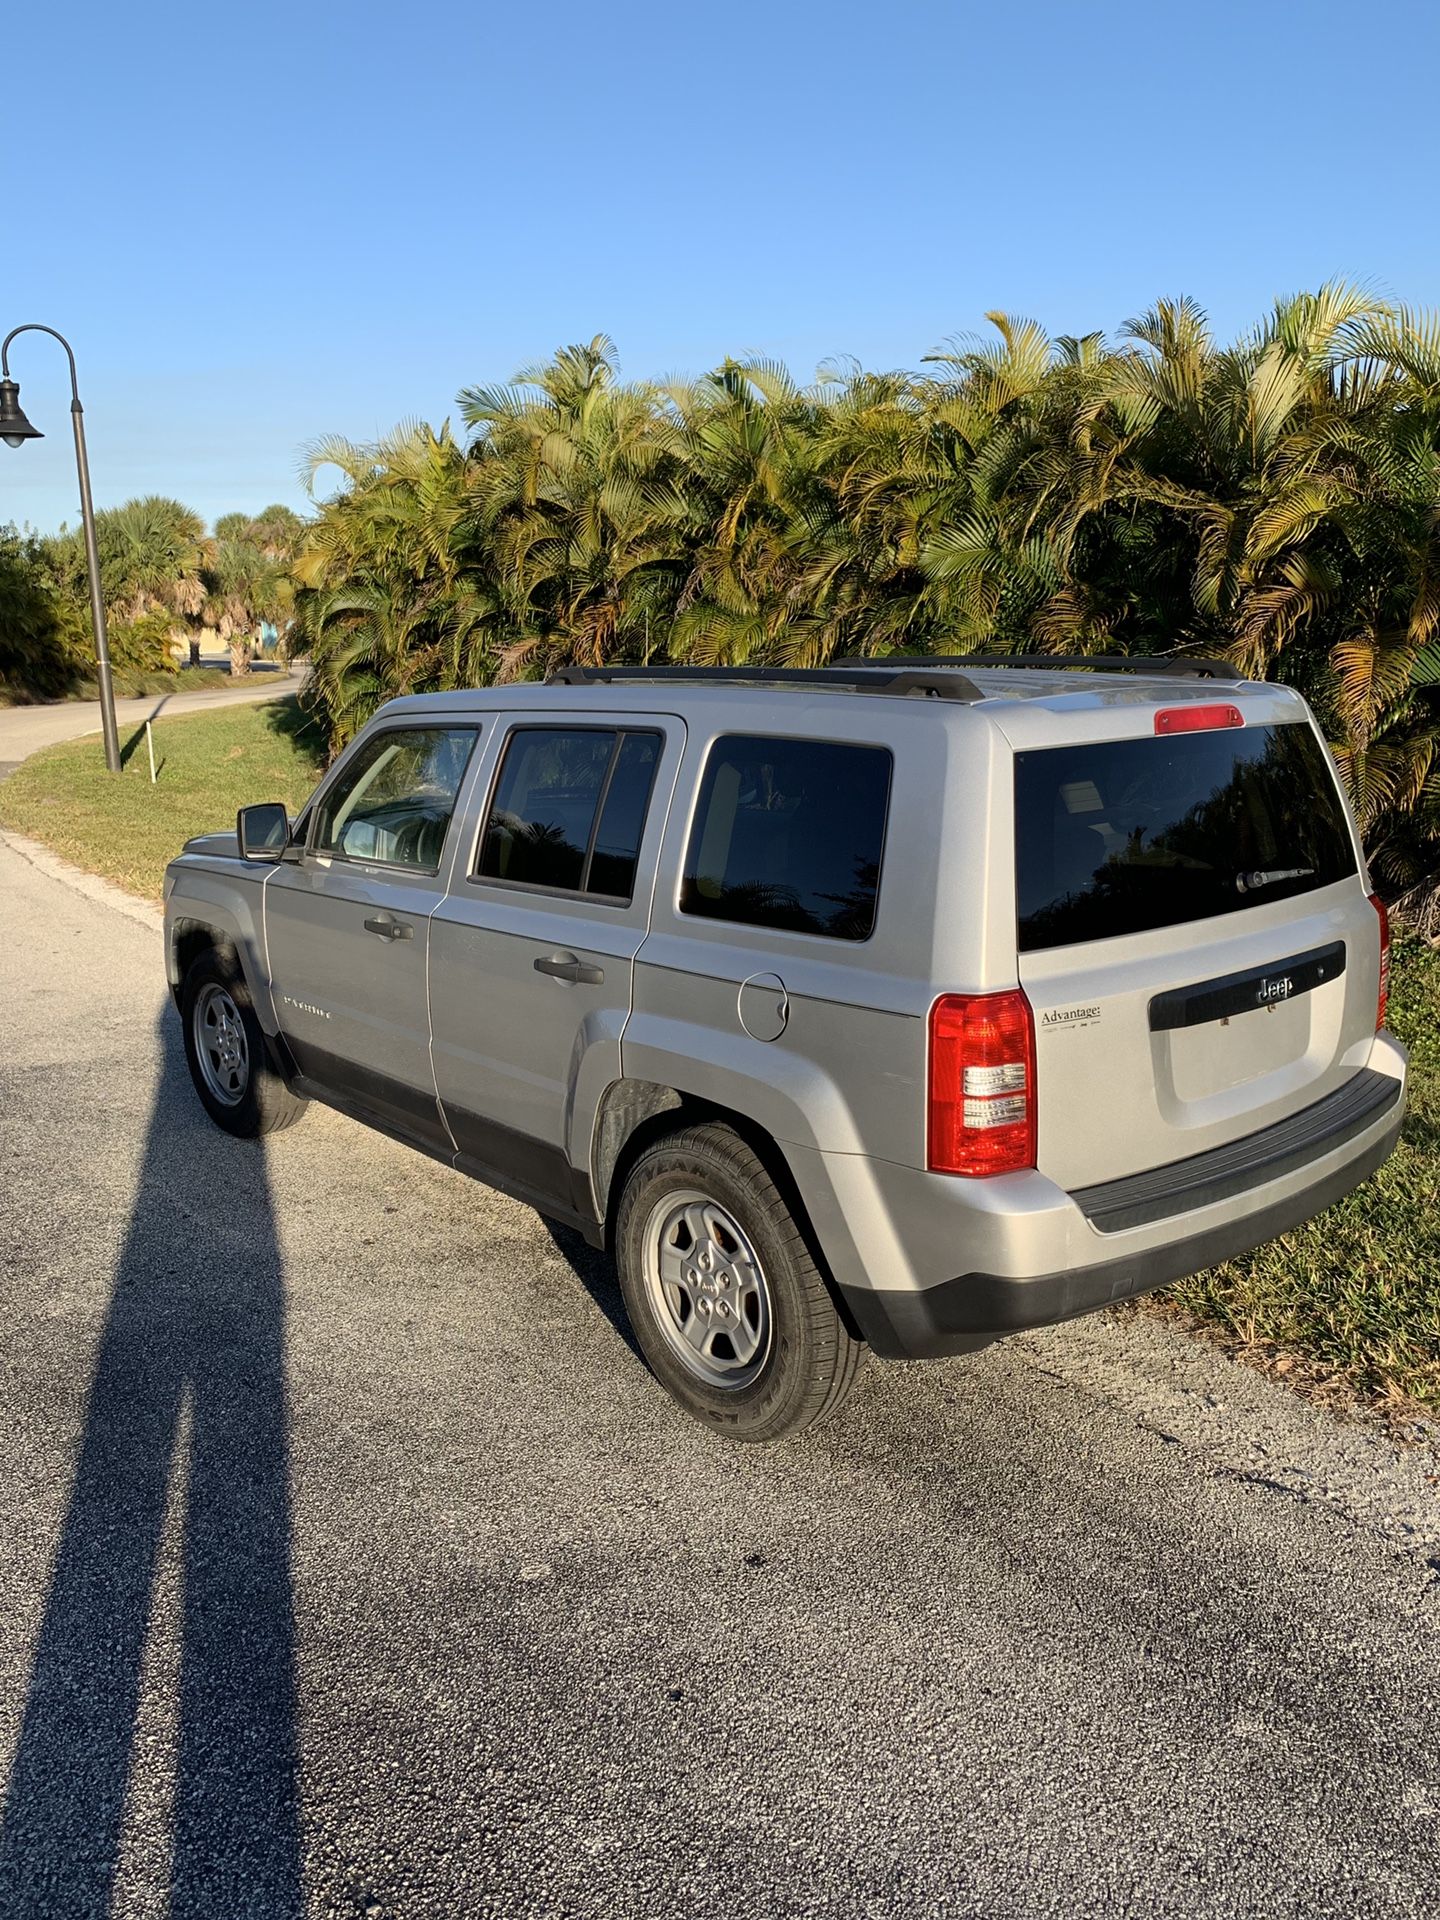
1014,721,1357,952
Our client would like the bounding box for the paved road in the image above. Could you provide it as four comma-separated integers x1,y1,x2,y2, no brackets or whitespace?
1,835,1439,1920
0,668,304,774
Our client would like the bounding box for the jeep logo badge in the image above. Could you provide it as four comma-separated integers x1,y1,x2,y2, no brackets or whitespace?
1256,976,1293,1004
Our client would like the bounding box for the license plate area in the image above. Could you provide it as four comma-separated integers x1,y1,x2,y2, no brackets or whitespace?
1148,941,1345,1031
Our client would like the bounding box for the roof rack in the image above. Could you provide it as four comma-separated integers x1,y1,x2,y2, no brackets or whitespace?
834,652,1239,681
545,663,985,702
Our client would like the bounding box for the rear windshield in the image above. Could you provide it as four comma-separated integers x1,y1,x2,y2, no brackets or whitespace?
1014,722,1357,953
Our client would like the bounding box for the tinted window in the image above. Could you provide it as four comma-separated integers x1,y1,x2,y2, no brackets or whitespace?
589,733,661,900
1015,722,1357,953
476,727,661,900
313,726,477,871
681,735,891,941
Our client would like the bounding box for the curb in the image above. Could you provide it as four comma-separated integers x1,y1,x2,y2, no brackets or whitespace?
0,827,165,934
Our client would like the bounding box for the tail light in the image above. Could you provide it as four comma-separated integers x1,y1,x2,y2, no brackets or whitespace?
928,990,1037,1176
1368,892,1390,1029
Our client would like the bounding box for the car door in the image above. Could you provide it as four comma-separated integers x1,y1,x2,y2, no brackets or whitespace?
428,713,684,1219
263,720,482,1147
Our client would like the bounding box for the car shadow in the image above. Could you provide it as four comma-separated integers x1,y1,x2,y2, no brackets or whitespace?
0,1013,303,1919
1399,1105,1439,1159
541,1218,645,1363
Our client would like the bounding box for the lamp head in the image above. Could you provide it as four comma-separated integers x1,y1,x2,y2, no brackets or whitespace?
0,378,42,448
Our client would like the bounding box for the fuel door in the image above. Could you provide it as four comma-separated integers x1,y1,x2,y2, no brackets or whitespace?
738,971,789,1042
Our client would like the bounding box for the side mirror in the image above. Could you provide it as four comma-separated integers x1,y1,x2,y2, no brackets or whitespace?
237,802,290,861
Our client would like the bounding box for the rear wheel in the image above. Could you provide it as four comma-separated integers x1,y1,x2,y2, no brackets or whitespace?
615,1123,861,1440
180,947,307,1139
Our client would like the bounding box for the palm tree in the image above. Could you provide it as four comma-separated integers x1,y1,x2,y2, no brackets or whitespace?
201,508,308,675
291,424,495,753
45,496,209,663
458,336,693,678
284,300,1440,926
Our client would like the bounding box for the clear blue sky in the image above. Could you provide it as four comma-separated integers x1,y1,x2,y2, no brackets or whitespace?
6,0,1438,534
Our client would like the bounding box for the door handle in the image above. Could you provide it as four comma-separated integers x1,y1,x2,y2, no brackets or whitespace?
364,915,414,941
533,951,604,985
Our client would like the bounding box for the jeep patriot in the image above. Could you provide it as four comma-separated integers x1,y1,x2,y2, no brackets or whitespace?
164,659,1407,1438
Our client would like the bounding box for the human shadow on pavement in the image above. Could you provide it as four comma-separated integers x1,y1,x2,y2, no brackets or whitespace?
0,1013,302,1919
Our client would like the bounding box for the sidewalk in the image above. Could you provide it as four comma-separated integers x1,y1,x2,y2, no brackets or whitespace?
0,669,306,776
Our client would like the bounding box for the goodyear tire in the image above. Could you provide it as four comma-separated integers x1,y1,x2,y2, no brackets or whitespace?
615,1122,862,1441
180,946,308,1140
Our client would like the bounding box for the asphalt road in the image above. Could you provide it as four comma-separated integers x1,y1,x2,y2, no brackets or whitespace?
2,832,1439,1919
0,667,304,774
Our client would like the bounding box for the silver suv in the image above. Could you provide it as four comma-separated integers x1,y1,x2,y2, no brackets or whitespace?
164,659,1408,1438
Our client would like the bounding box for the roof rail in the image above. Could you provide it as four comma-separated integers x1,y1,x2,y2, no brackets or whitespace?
835,652,1240,682
544,663,985,702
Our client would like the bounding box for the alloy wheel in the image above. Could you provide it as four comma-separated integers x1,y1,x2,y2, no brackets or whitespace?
640,1189,773,1389
193,981,250,1107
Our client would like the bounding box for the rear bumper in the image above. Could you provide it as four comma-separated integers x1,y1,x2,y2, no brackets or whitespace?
824,1048,1407,1360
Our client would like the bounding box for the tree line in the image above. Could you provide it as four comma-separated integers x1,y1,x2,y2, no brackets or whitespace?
292,287,1440,925
3,284,1437,922
0,499,305,698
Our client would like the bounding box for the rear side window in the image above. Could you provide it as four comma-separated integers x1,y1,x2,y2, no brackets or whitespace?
680,735,892,941
476,727,661,901
1015,722,1357,953
588,733,661,899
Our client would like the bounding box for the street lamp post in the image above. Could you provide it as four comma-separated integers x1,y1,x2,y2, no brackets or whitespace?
0,324,121,773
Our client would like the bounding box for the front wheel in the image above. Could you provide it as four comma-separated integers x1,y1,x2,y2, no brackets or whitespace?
180,947,307,1139
615,1123,861,1441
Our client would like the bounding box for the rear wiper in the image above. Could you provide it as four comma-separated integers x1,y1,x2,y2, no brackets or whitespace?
1236,867,1314,893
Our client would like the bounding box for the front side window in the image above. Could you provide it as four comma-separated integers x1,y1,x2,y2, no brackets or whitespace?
1014,721,1358,952
680,735,892,941
313,726,478,871
476,727,661,901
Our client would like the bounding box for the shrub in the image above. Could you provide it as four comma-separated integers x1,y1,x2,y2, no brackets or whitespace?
0,527,87,700
106,609,177,675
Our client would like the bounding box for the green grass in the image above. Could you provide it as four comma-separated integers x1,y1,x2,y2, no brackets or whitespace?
0,695,326,899
104,666,234,697
1155,941,1440,1413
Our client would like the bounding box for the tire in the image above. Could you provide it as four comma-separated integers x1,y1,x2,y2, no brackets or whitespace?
615,1122,862,1441
180,946,308,1139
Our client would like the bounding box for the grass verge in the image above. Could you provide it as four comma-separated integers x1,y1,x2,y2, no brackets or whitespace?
1146,940,1439,1416
0,695,325,898
0,666,238,706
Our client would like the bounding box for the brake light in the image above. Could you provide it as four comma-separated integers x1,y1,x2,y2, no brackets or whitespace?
928,990,1037,1176
1368,892,1390,1029
1154,704,1245,735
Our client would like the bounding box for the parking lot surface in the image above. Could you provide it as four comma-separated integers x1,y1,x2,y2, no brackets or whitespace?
2,833,1438,1919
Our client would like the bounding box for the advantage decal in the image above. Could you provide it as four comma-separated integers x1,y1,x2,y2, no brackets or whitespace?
1041,1004,1102,1031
